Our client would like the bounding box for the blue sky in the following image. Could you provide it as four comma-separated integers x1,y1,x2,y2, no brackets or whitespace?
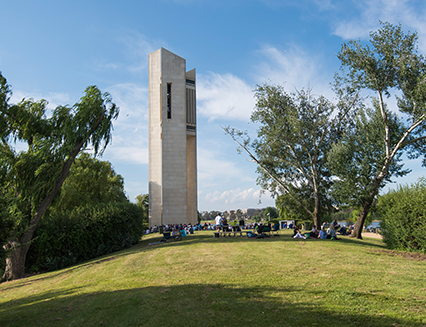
1,0,426,212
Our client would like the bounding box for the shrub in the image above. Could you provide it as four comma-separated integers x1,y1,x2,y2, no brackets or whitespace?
378,178,426,253
26,202,145,272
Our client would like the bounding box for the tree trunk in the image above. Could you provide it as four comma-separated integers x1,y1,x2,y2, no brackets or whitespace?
2,242,26,281
352,200,373,239
313,191,321,229
352,176,383,239
2,144,82,280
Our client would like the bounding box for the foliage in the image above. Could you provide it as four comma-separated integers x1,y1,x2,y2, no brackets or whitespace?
329,209,353,223
276,191,316,222
328,104,408,209
334,22,426,238
253,215,262,223
49,153,128,214
135,193,149,228
26,202,145,272
263,206,278,220
225,85,356,228
0,70,119,279
378,178,426,253
0,198,14,273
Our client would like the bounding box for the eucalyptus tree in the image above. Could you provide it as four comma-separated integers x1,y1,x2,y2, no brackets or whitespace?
225,85,357,228
0,71,119,280
333,22,426,238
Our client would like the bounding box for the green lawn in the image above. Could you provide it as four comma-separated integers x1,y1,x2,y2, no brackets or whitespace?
1,230,425,327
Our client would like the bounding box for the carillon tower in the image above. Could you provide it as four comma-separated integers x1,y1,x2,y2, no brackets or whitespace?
148,48,198,226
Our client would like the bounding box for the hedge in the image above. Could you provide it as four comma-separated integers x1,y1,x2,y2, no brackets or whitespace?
379,179,426,253
26,202,146,272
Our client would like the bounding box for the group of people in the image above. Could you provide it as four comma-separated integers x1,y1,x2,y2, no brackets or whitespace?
145,223,203,236
293,220,348,240
214,214,246,231
145,217,355,242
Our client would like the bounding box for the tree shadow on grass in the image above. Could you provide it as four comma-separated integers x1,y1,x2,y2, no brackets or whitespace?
0,283,423,327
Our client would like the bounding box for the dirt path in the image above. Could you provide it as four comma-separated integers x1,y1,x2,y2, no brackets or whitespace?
361,232,383,239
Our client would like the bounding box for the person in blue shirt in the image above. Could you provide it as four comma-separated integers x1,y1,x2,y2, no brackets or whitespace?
319,226,328,239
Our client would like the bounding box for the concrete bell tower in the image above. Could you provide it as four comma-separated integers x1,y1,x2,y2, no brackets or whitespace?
148,48,198,226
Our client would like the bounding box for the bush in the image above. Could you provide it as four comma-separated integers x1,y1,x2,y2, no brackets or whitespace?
26,202,145,272
378,178,426,253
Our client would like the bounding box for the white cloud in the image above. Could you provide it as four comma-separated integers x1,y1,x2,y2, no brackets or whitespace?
254,45,334,98
197,146,254,188
101,83,149,165
105,142,148,165
205,187,274,207
107,83,148,123
119,30,165,73
312,0,335,11
332,0,426,52
197,72,255,122
10,90,71,111
93,30,165,73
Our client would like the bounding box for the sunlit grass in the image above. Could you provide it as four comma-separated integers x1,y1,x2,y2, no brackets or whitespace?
1,230,425,326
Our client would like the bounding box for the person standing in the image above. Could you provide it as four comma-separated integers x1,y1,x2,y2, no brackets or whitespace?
215,214,222,231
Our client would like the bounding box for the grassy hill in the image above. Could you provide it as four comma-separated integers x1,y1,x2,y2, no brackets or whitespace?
1,230,425,327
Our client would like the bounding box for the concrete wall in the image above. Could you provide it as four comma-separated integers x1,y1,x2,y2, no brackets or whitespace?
148,49,162,227
148,48,198,226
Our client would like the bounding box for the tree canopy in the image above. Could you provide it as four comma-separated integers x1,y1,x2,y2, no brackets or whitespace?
332,22,426,238
0,71,119,280
225,85,356,228
50,153,128,214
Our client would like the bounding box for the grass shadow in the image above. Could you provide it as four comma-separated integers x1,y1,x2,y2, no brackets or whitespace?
0,283,422,327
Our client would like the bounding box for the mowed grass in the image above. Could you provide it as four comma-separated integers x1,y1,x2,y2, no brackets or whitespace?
1,230,425,327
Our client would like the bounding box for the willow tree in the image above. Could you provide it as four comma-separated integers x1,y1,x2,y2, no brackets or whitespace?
225,85,357,228
333,22,426,239
0,71,119,280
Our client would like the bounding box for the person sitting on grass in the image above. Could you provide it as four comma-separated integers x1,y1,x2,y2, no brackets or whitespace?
293,225,301,237
328,223,341,240
294,228,306,239
329,222,335,236
319,226,328,239
172,228,181,239
310,225,319,239
292,225,305,239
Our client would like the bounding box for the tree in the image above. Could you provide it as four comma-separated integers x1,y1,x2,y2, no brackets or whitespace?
236,209,243,219
328,104,409,225
263,206,278,221
49,153,128,214
135,193,149,225
0,197,13,274
276,193,310,222
0,71,119,280
225,85,356,228
334,22,426,238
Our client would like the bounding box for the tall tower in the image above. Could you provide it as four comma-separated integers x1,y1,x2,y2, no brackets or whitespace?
148,48,198,226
